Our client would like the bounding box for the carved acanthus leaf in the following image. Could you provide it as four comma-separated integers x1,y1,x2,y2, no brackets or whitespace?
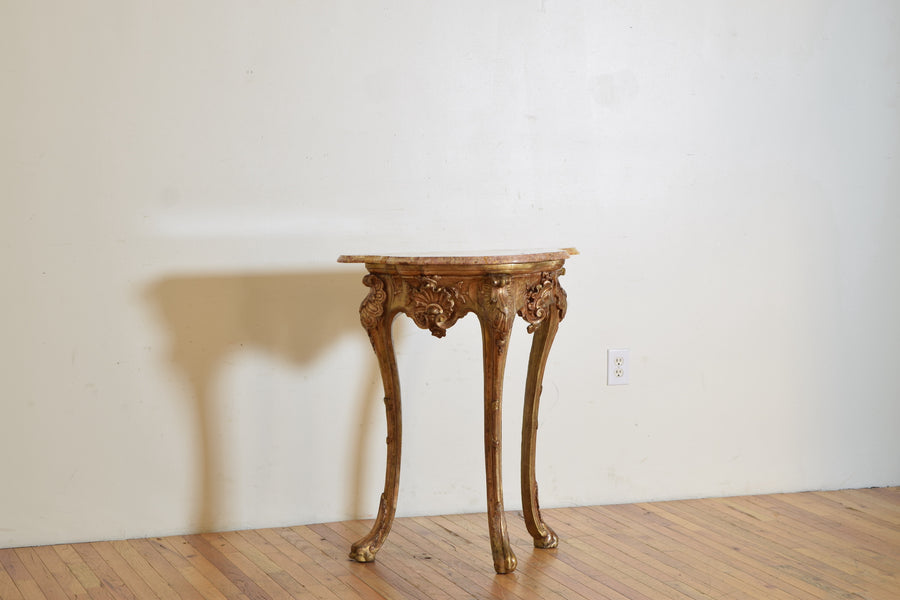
482,274,513,354
519,273,554,332
519,272,559,333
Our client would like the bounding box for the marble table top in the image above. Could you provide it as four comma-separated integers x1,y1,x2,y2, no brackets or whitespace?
338,248,578,266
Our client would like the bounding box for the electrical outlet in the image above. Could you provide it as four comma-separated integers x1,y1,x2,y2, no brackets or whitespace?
607,349,629,385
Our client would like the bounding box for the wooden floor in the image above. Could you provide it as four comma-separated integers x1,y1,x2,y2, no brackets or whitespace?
2,488,898,599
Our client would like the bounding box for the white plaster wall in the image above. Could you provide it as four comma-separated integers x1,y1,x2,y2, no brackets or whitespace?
2,1,899,548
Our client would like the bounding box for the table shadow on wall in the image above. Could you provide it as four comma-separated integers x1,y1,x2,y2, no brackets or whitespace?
146,270,381,534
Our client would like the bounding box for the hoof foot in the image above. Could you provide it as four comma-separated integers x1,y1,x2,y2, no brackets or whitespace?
533,528,559,549
349,545,376,563
493,550,517,574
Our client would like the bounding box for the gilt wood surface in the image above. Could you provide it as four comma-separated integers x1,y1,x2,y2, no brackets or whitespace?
1,488,899,599
340,251,574,573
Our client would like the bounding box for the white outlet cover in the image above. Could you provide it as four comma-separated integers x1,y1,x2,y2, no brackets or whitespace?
607,348,630,385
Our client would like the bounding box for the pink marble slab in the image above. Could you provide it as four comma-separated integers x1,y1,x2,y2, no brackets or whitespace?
338,248,578,265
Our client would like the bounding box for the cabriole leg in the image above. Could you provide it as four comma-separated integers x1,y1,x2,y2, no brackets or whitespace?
521,308,560,549
479,311,517,574
350,279,401,562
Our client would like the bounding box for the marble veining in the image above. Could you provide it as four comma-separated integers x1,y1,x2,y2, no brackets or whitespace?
338,247,578,266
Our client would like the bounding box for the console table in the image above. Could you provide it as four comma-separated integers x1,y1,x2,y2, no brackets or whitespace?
337,249,576,573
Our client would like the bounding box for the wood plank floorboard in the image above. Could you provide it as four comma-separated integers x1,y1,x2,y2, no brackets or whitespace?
2,488,898,599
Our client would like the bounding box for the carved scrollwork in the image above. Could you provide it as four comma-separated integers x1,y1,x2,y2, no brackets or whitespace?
555,268,568,322
408,276,461,338
518,270,567,333
359,274,387,330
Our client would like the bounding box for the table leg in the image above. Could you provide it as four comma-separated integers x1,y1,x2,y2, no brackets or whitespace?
479,310,517,574
349,310,402,563
521,308,560,549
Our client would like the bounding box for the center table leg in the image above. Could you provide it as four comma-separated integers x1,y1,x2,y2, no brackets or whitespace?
479,307,517,574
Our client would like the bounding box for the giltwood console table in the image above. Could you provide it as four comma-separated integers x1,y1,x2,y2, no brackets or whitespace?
337,249,576,573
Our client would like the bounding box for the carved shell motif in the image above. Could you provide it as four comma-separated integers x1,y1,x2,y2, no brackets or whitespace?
359,274,387,330
409,276,460,338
